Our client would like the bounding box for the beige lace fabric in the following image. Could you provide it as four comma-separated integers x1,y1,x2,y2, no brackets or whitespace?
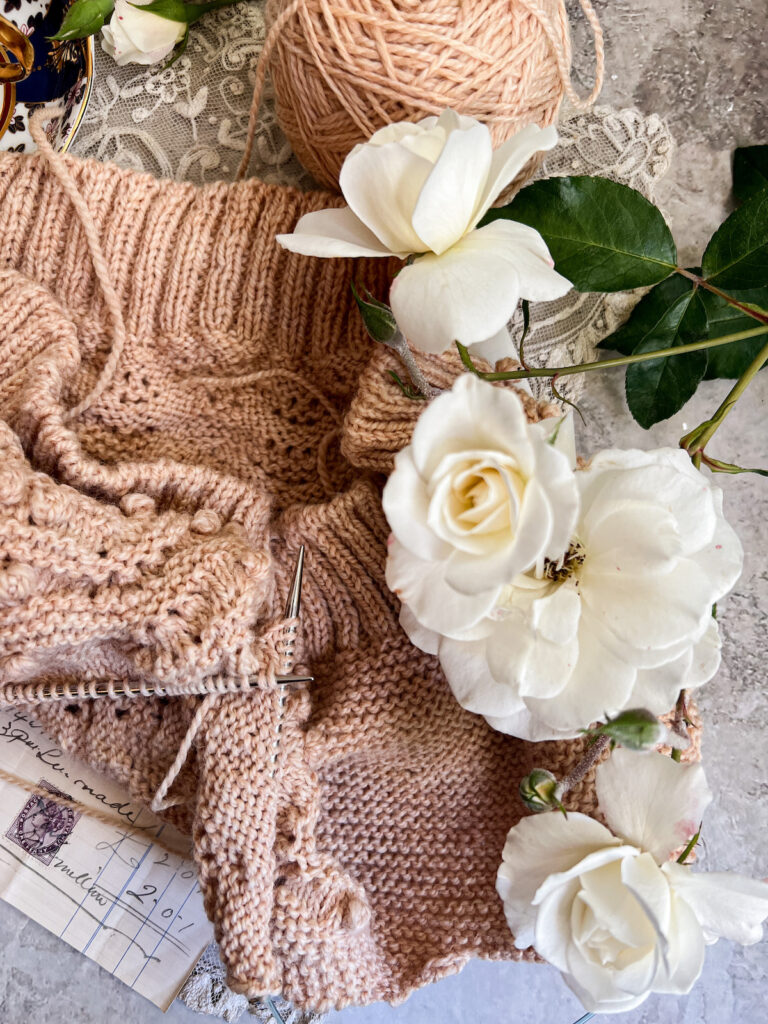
71,3,314,188
181,943,321,1023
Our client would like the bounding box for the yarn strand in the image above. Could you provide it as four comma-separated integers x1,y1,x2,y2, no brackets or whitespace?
29,108,130,422
528,0,605,110
237,0,304,180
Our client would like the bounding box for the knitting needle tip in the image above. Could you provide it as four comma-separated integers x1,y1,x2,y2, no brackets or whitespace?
284,545,305,620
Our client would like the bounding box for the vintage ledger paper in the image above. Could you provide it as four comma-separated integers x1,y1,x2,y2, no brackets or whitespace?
0,706,212,1011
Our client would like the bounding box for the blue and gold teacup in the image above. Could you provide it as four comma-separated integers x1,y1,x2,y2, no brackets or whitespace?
0,1,93,153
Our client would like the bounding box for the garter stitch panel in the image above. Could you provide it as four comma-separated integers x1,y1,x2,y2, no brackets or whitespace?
0,152,701,1010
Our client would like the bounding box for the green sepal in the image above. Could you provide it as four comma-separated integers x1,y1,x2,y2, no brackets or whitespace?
351,283,399,346
702,456,768,478
676,826,702,864
387,370,426,401
162,25,189,68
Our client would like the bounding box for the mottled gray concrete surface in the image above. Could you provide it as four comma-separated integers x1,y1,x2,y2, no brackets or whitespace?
1,1,766,1022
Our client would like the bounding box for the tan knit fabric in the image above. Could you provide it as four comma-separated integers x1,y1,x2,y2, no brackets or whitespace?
0,152,700,1011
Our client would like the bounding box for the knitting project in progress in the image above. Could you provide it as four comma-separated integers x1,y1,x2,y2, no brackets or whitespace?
0,147,700,1011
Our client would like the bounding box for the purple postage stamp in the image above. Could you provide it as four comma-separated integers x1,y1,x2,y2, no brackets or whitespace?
6,780,81,866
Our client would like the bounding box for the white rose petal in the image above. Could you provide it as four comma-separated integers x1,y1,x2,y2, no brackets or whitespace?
497,811,621,949
662,863,768,945
428,445,743,740
101,0,185,67
497,751,768,1015
597,749,713,864
276,206,398,259
277,110,569,353
383,375,579,643
389,219,570,354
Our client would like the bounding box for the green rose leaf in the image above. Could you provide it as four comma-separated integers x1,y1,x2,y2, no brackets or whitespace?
483,176,677,292
624,286,708,428
133,0,241,24
701,186,768,288
733,146,768,204
702,286,768,378
599,275,697,355
50,0,114,39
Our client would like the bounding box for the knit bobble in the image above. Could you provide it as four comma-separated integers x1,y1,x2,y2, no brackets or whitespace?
121,492,156,517
191,509,222,535
0,466,26,507
0,652,38,682
0,562,37,605
28,480,66,528
339,892,369,933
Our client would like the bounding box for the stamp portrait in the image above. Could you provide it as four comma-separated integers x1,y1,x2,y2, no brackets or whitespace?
6,780,81,865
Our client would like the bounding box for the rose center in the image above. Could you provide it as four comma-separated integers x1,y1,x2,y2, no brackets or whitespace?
543,540,586,583
448,463,519,535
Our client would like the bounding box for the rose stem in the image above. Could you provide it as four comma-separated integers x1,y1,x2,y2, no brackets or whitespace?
670,689,689,762
557,734,611,798
392,332,439,398
680,336,768,463
676,268,768,326
456,325,768,383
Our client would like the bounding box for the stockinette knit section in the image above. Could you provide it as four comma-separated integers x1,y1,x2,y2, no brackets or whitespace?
0,152,701,1011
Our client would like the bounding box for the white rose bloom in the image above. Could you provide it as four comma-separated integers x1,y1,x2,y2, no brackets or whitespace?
419,446,743,741
497,750,768,1014
101,0,186,67
383,375,579,641
276,109,571,354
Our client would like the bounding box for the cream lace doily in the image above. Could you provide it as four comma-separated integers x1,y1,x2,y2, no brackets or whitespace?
519,102,674,400
69,4,672,403
67,5,674,1017
179,942,322,1024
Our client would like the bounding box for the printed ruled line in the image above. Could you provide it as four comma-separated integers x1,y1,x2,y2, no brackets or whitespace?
0,843,161,962
83,843,152,955
59,830,125,939
111,863,180,974
130,879,199,990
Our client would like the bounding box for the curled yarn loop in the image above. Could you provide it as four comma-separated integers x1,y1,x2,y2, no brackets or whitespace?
238,0,604,187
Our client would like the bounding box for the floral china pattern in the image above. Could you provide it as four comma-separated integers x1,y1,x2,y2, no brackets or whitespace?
0,0,93,153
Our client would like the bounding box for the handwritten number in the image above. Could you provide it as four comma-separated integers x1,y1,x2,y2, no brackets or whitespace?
126,883,158,904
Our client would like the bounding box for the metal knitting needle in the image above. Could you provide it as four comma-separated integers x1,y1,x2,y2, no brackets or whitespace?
280,544,304,672
4,548,312,705
264,996,287,1024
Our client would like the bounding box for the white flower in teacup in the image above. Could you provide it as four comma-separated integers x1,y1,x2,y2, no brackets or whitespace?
403,445,743,741
276,109,571,354
382,374,579,644
497,749,768,1014
101,0,186,67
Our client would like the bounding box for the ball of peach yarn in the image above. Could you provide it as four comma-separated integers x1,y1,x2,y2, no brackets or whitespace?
261,0,604,191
